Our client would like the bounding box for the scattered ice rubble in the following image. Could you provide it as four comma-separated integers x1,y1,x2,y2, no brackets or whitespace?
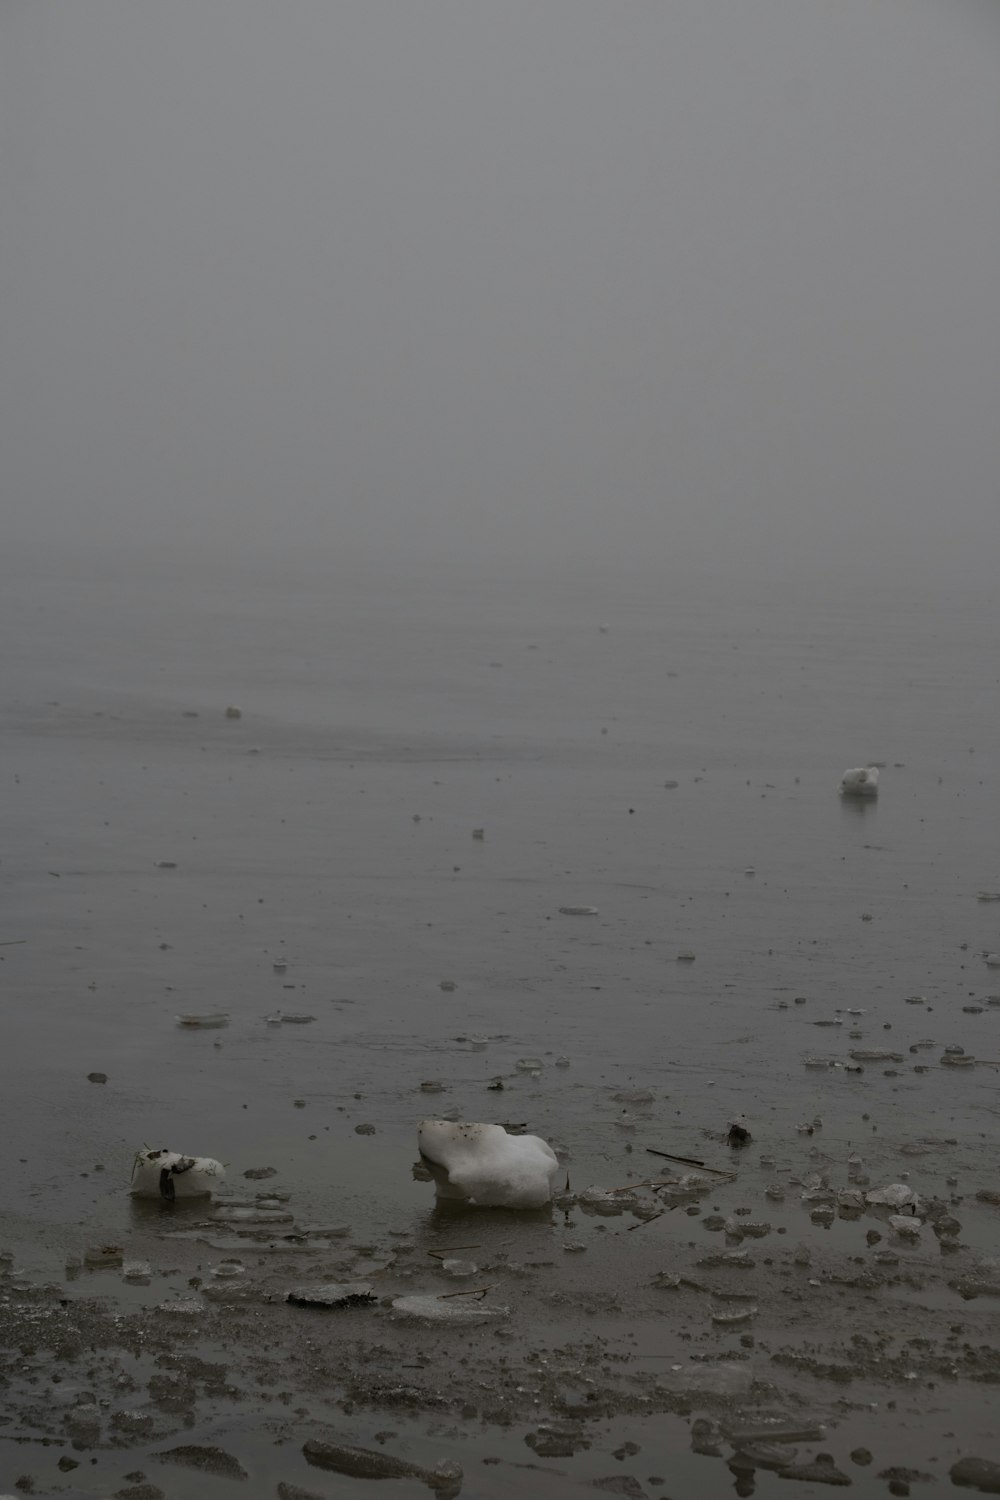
38,1090,998,1488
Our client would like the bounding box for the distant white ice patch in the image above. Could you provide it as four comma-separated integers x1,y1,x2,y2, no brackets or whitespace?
839,766,879,798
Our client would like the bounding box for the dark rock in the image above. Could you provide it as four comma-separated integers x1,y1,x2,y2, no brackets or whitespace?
153,1445,248,1480
147,1373,196,1410
304,1439,461,1496
951,1457,1000,1492
526,1422,590,1458
878,1466,933,1487
779,1453,851,1485
115,1487,166,1500
286,1282,376,1309
277,1486,325,1500
593,1478,650,1499
531,1437,579,1458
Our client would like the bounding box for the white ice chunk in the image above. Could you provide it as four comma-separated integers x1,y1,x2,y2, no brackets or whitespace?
839,766,879,798
130,1147,226,1199
417,1120,560,1208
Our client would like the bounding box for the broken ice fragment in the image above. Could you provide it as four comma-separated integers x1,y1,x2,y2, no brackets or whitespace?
865,1183,918,1209
711,1306,756,1325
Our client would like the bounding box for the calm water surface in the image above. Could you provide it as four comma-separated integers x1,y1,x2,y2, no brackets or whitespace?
1,554,998,1257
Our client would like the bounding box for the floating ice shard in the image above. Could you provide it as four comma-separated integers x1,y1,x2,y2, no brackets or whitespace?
390,1294,510,1323
417,1120,560,1208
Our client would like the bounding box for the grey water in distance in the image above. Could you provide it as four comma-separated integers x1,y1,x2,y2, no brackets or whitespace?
2,550,998,1236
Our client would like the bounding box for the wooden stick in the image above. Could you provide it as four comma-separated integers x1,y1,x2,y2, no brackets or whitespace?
627,1212,666,1231
645,1148,735,1177
438,1283,499,1300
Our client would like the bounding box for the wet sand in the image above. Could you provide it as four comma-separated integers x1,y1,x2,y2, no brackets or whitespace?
2,556,1000,1496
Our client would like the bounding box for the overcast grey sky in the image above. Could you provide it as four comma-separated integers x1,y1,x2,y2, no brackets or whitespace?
2,1,998,583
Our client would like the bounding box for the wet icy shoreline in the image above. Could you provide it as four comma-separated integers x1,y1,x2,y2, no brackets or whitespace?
3,560,1000,1493
5,1111,1000,1497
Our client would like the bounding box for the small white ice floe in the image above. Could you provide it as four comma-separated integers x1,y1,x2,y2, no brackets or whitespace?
130,1148,226,1202
417,1120,560,1208
839,766,879,798
176,1012,229,1029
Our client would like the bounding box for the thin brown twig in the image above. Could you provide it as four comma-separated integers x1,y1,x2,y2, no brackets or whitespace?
645,1148,736,1177
645,1148,706,1166
626,1212,666,1231
426,1245,481,1259
437,1283,499,1300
